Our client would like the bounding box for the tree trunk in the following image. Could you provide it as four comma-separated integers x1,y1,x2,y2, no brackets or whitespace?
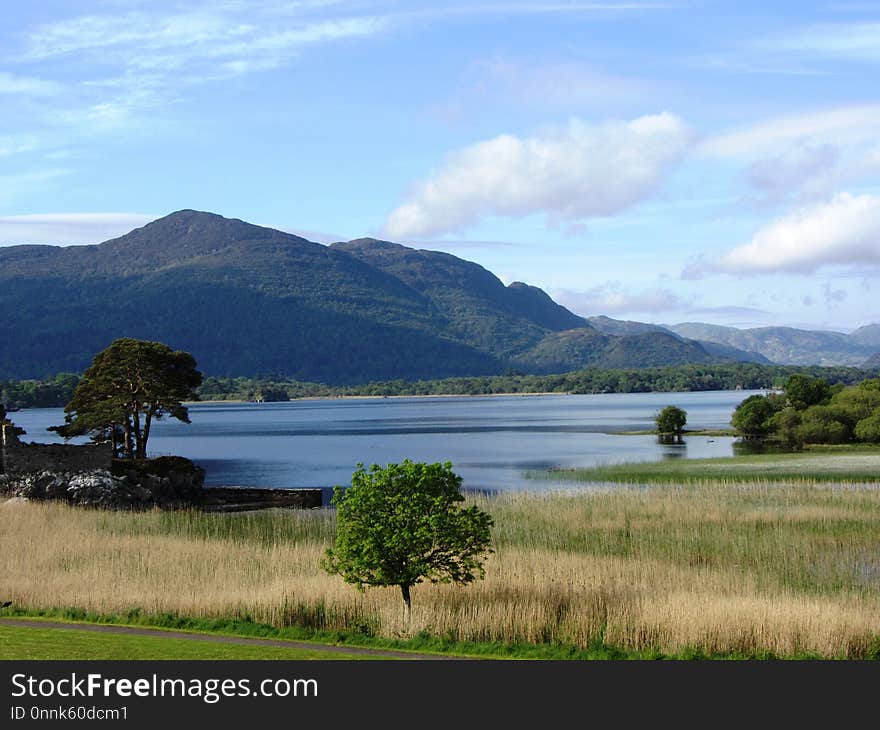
141,410,153,460
400,584,412,622
132,405,144,460
123,417,134,459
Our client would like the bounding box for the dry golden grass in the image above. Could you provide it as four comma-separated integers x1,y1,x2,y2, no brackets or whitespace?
2,481,879,657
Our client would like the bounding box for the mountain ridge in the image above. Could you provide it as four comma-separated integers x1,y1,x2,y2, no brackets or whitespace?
0,209,834,382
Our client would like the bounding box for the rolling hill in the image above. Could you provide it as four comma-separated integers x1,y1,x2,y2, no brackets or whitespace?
1,210,755,383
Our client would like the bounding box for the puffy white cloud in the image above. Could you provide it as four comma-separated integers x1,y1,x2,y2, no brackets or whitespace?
385,112,691,238
696,193,880,275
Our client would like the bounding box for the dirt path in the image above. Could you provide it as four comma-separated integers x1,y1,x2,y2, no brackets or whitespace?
0,618,465,660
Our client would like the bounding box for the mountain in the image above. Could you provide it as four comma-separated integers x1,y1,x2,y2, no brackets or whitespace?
587,315,771,364
513,328,720,374
863,353,880,370
667,323,876,367
851,324,880,349
1,210,750,383
331,238,584,357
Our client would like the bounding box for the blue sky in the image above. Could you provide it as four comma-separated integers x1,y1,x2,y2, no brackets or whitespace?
2,1,880,331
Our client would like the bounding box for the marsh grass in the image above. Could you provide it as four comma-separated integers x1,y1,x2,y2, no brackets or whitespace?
542,449,880,484
2,481,880,658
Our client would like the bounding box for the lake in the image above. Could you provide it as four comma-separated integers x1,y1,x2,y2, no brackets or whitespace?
11,390,761,494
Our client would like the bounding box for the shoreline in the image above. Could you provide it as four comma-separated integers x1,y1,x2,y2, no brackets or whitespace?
191,391,568,405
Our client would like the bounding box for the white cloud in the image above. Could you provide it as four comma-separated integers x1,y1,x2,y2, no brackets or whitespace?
554,283,684,316
0,213,155,246
701,105,880,200
385,112,691,238
745,142,841,202
701,104,880,159
23,9,386,71
696,193,880,275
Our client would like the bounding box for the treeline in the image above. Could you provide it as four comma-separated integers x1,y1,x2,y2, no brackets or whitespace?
5,363,876,410
732,374,880,446
196,363,874,400
201,363,869,401
0,373,80,410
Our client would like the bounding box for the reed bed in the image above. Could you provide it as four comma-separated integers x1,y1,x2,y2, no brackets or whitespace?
2,480,879,657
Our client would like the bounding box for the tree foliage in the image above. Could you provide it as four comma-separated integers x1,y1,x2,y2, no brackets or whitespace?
323,460,494,615
655,405,687,436
53,338,202,459
731,394,785,438
732,376,880,448
4,364,872,409
783,374,831,409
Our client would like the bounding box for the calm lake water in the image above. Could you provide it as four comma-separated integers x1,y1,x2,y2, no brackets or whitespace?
12,390,761,494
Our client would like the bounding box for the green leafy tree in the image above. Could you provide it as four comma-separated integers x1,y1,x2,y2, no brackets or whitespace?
769,407,804,449
53,338,202,459
323,460,494,618
854,414,880,443
783,374,831,410
655,405,687,437
731,394,784,438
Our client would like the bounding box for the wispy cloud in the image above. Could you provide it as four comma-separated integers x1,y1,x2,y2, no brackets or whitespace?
0,71,62,95
442,56,666,115
385,112,691,238
701,104,880,159
0,213,155,246
554,283,685,316
701,104,880,201
0,133,42,158
21,9,387,75
764,22,880,61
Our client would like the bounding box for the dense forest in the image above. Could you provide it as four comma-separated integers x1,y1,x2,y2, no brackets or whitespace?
4,363,875,410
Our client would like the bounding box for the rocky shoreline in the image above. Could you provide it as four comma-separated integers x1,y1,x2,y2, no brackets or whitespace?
0,455,323,512
0,456,206,510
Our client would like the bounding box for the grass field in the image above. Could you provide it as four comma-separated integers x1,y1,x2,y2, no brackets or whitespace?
2,476,880,659
0,624,381,660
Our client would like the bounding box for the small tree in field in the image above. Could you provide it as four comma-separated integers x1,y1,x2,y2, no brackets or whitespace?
655,405,687,439
322,460,494,619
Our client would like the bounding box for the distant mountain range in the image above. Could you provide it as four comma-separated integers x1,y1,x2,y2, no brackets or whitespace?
1,210,877,382
586,316,880,368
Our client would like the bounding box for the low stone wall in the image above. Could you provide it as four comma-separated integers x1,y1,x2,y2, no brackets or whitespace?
2,441,112,474
1,422,111,475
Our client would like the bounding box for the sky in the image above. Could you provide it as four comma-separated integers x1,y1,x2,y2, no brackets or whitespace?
2,1,880,332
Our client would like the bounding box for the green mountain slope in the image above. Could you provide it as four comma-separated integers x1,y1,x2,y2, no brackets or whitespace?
587,315,770,364
2,210,744,382
514,328,720,373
